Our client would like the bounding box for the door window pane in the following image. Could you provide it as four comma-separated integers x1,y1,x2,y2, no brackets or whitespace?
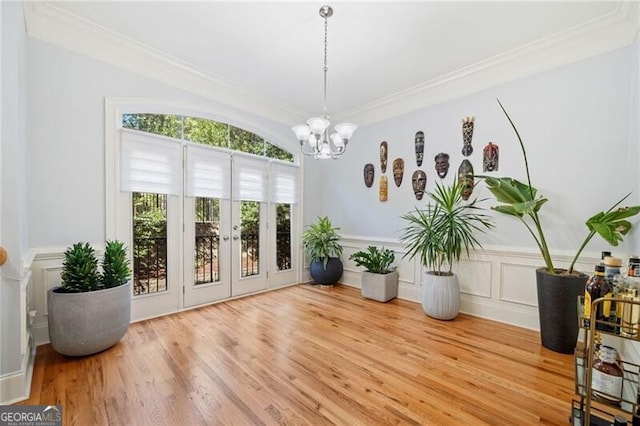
195,197,220,285
276,204,292,271
240,201,260,277
132,192,168,295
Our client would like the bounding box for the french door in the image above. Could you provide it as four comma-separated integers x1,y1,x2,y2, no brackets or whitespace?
127,154,296,319
183,197,268,308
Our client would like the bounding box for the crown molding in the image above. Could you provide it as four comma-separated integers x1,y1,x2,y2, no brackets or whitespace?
333,1,640,126
23,2,306,127
23,2,640,129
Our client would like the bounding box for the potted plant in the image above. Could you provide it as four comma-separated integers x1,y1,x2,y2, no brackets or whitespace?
47,240,132,356
302,216,343,285
400,180,494,320
481,100,640,353
349,246,398,302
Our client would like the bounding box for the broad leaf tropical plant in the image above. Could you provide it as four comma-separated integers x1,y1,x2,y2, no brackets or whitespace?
399,180,494,275
349,246,396,274
302,216,343,269
481,99,640,274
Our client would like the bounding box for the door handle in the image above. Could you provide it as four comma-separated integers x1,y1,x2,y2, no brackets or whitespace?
232,235,239,240
233,225,239,231
222,236,229,241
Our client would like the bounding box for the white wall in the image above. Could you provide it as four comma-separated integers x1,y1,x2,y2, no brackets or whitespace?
26,37,297,248
1,1,34,404
324,46,638,261
313,46,640,328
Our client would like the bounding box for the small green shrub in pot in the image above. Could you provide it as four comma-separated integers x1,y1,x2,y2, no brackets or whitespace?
60,242,101,293
49,240,132,356
349,246,396,274
102,240,131,289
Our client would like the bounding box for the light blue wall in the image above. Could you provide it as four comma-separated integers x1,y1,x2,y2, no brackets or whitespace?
1,1,29,375
26,38,297,247
321,46,638,261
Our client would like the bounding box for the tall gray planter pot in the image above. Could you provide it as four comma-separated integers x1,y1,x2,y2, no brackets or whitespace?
361,271,399,302
421,272,459,320
47,282,131,356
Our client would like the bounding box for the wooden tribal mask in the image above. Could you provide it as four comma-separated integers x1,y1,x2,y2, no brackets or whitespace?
434,152,450,179
363,163,375,188
483,142,499,172
380,141,388,173
379,176,388,202
392,158,404,187
458,159,474,201
462,117,474,157
411,170,427,201
414,131,425,167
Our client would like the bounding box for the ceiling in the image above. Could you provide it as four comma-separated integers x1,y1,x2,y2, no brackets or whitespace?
24,2,638,126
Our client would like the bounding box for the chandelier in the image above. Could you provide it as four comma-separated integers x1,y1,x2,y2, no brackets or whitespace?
292,5,357,160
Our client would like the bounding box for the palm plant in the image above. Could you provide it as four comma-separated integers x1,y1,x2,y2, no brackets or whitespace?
302,216,343,269
481,100,640,274
349,246,396,274
400,180,494,275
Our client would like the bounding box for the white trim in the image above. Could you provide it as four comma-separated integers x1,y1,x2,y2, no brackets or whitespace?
23,2,303,126
334,2,640,125
24,2,640,127
0,335,36,405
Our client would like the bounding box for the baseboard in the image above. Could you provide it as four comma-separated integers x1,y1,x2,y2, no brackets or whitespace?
0,335,36,405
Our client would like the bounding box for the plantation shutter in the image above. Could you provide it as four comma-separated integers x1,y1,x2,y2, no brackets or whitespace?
270,162,299,204
232,154,269,202
185,143,231,199
120,129,182,195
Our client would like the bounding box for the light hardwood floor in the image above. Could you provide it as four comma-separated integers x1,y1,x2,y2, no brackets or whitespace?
22,284,575,425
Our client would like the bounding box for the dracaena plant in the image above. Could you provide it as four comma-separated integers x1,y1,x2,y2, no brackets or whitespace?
302,216,343,269
481,100,640,274
399,180,494,275
349,246,396,274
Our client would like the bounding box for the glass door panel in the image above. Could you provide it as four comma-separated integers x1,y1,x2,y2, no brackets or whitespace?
231,200,267,296
184,197,231,307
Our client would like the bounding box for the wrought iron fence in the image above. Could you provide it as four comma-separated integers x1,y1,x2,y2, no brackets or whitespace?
195,234,219,284
133,236,167,295
133,231,292,294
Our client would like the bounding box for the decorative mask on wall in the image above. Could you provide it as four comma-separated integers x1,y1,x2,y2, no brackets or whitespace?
363,163,375,188
392,158,404,187
414,131,425,166
483,142,499,172
458,159,474,201
462,116,474,157
379,175,388,202
380,141,388,173
434,152,450,179
411,170,427,201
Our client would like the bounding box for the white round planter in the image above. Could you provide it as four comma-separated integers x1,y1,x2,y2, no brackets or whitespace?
47,282,131,356
421,271,459,320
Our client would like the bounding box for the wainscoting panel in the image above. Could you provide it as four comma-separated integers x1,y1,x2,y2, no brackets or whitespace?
340,235,604,331
499,263,539,307
456,258,492,299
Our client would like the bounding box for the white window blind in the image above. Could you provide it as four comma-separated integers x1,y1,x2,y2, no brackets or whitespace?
185,143,231,199
271,162,299,204
120,129,182,195
232,154,269,202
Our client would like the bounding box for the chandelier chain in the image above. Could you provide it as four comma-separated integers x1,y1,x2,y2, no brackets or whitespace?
323,13,328,117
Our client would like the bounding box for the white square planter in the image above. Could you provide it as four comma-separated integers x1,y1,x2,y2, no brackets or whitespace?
361,270,399,302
